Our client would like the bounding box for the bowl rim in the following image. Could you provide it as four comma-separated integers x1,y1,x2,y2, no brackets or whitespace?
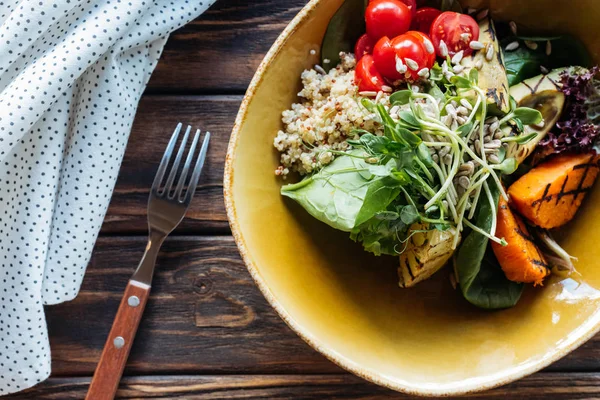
223,0,600,395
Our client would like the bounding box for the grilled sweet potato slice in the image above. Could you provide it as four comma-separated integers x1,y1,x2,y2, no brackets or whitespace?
508,152,599,229
492,197,550,285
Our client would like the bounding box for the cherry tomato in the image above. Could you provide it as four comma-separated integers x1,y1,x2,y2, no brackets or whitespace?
411,7,442,33
405,31,435,68
373,36,401,80
373,33,430,82
354,34,375,61
369,0,416,14
365,0,412,41
400,0,417,17
430,11,479,57
355,55,385,92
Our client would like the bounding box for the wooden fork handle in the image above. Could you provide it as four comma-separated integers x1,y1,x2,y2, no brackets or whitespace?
86,280,151,400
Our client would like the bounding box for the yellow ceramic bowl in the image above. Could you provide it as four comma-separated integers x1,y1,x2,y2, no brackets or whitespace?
225,0,600,395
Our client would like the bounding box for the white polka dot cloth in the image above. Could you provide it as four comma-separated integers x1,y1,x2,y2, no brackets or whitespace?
0,0,214,394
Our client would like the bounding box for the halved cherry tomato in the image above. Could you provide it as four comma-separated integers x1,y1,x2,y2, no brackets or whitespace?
365,0,412,41
354,34,375,61
373,36,401,80
405,31,435,68
355,54,385,92
430,11,479,57
373,33,431,82
411,7,442,33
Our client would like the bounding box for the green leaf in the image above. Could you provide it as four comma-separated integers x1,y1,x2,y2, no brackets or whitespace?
429,62,444,82
396,127,421,147
417,142,434,167
360,97,376,112
546,35,593,69
377,104,399,139
390,90,412,105
469,68,479,85
355,175,403,226
514,118,524,133
320,0,366,72
351,216,407,256
457,121,474,137
503,46,547,86
503,132,538,145
450,75,472,89
281,151,379,232
509,96,518,111
397,110,420,129
400,204,419,225
428,82,445,104
375,211,400,221
495,157,518,175
503,35,593,86
454,180,524,309
350,133,390,154
513,107,543,125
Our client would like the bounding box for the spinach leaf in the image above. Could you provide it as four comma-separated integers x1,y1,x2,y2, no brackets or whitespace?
503,35,592,86
355,174,402,226
351,215,406,256
503,47,546,86
547,36,593,70
281,151,401,232
320,0,367,72
454,181,524,309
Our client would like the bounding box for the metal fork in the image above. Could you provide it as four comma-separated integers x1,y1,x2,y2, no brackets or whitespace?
86,123,210,400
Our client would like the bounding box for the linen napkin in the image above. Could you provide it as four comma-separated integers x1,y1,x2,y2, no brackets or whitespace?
0,0,215,394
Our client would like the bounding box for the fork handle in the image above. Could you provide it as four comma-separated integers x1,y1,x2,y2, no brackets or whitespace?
86,280,151,400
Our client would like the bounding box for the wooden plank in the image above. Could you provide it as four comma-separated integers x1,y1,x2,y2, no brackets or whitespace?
47,236,339,376
47,236,600,376
148,0,308,93
9,373,600,399
103,95,241,234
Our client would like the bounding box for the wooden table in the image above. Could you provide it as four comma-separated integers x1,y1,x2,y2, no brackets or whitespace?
7,1,600,398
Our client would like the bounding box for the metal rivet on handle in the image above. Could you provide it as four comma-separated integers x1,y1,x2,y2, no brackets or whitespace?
128,295,140,307
113,336,125,349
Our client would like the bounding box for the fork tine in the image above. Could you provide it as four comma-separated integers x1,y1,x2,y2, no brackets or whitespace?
163,125,191,196
183,131,210,203
174,129,201,199
152,123,182,193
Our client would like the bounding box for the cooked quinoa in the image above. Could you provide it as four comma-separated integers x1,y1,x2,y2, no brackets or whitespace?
274,53,390,176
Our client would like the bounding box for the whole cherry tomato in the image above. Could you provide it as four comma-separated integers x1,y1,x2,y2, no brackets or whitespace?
365,0,412,41
373,32,431,82
411,7,442,33
400,0,417,17
354,34,375,61
405,31,435,68
354,54,385,92
369,0,416,16
430,11,479,57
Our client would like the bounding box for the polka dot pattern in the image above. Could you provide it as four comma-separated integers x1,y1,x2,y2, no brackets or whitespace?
0,0,214,395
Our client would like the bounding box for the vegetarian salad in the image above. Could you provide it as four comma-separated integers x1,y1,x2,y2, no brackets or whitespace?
274,0,600,309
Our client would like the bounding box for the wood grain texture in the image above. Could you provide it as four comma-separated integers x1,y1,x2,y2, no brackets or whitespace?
11,373,600,399
47,236,338,376
86,281,151,400
103,95,241,234
147,0,309,93
46,236,600,376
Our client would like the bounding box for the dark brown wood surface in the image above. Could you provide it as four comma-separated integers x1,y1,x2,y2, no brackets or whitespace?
9,373,600,399
9,0,599,398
